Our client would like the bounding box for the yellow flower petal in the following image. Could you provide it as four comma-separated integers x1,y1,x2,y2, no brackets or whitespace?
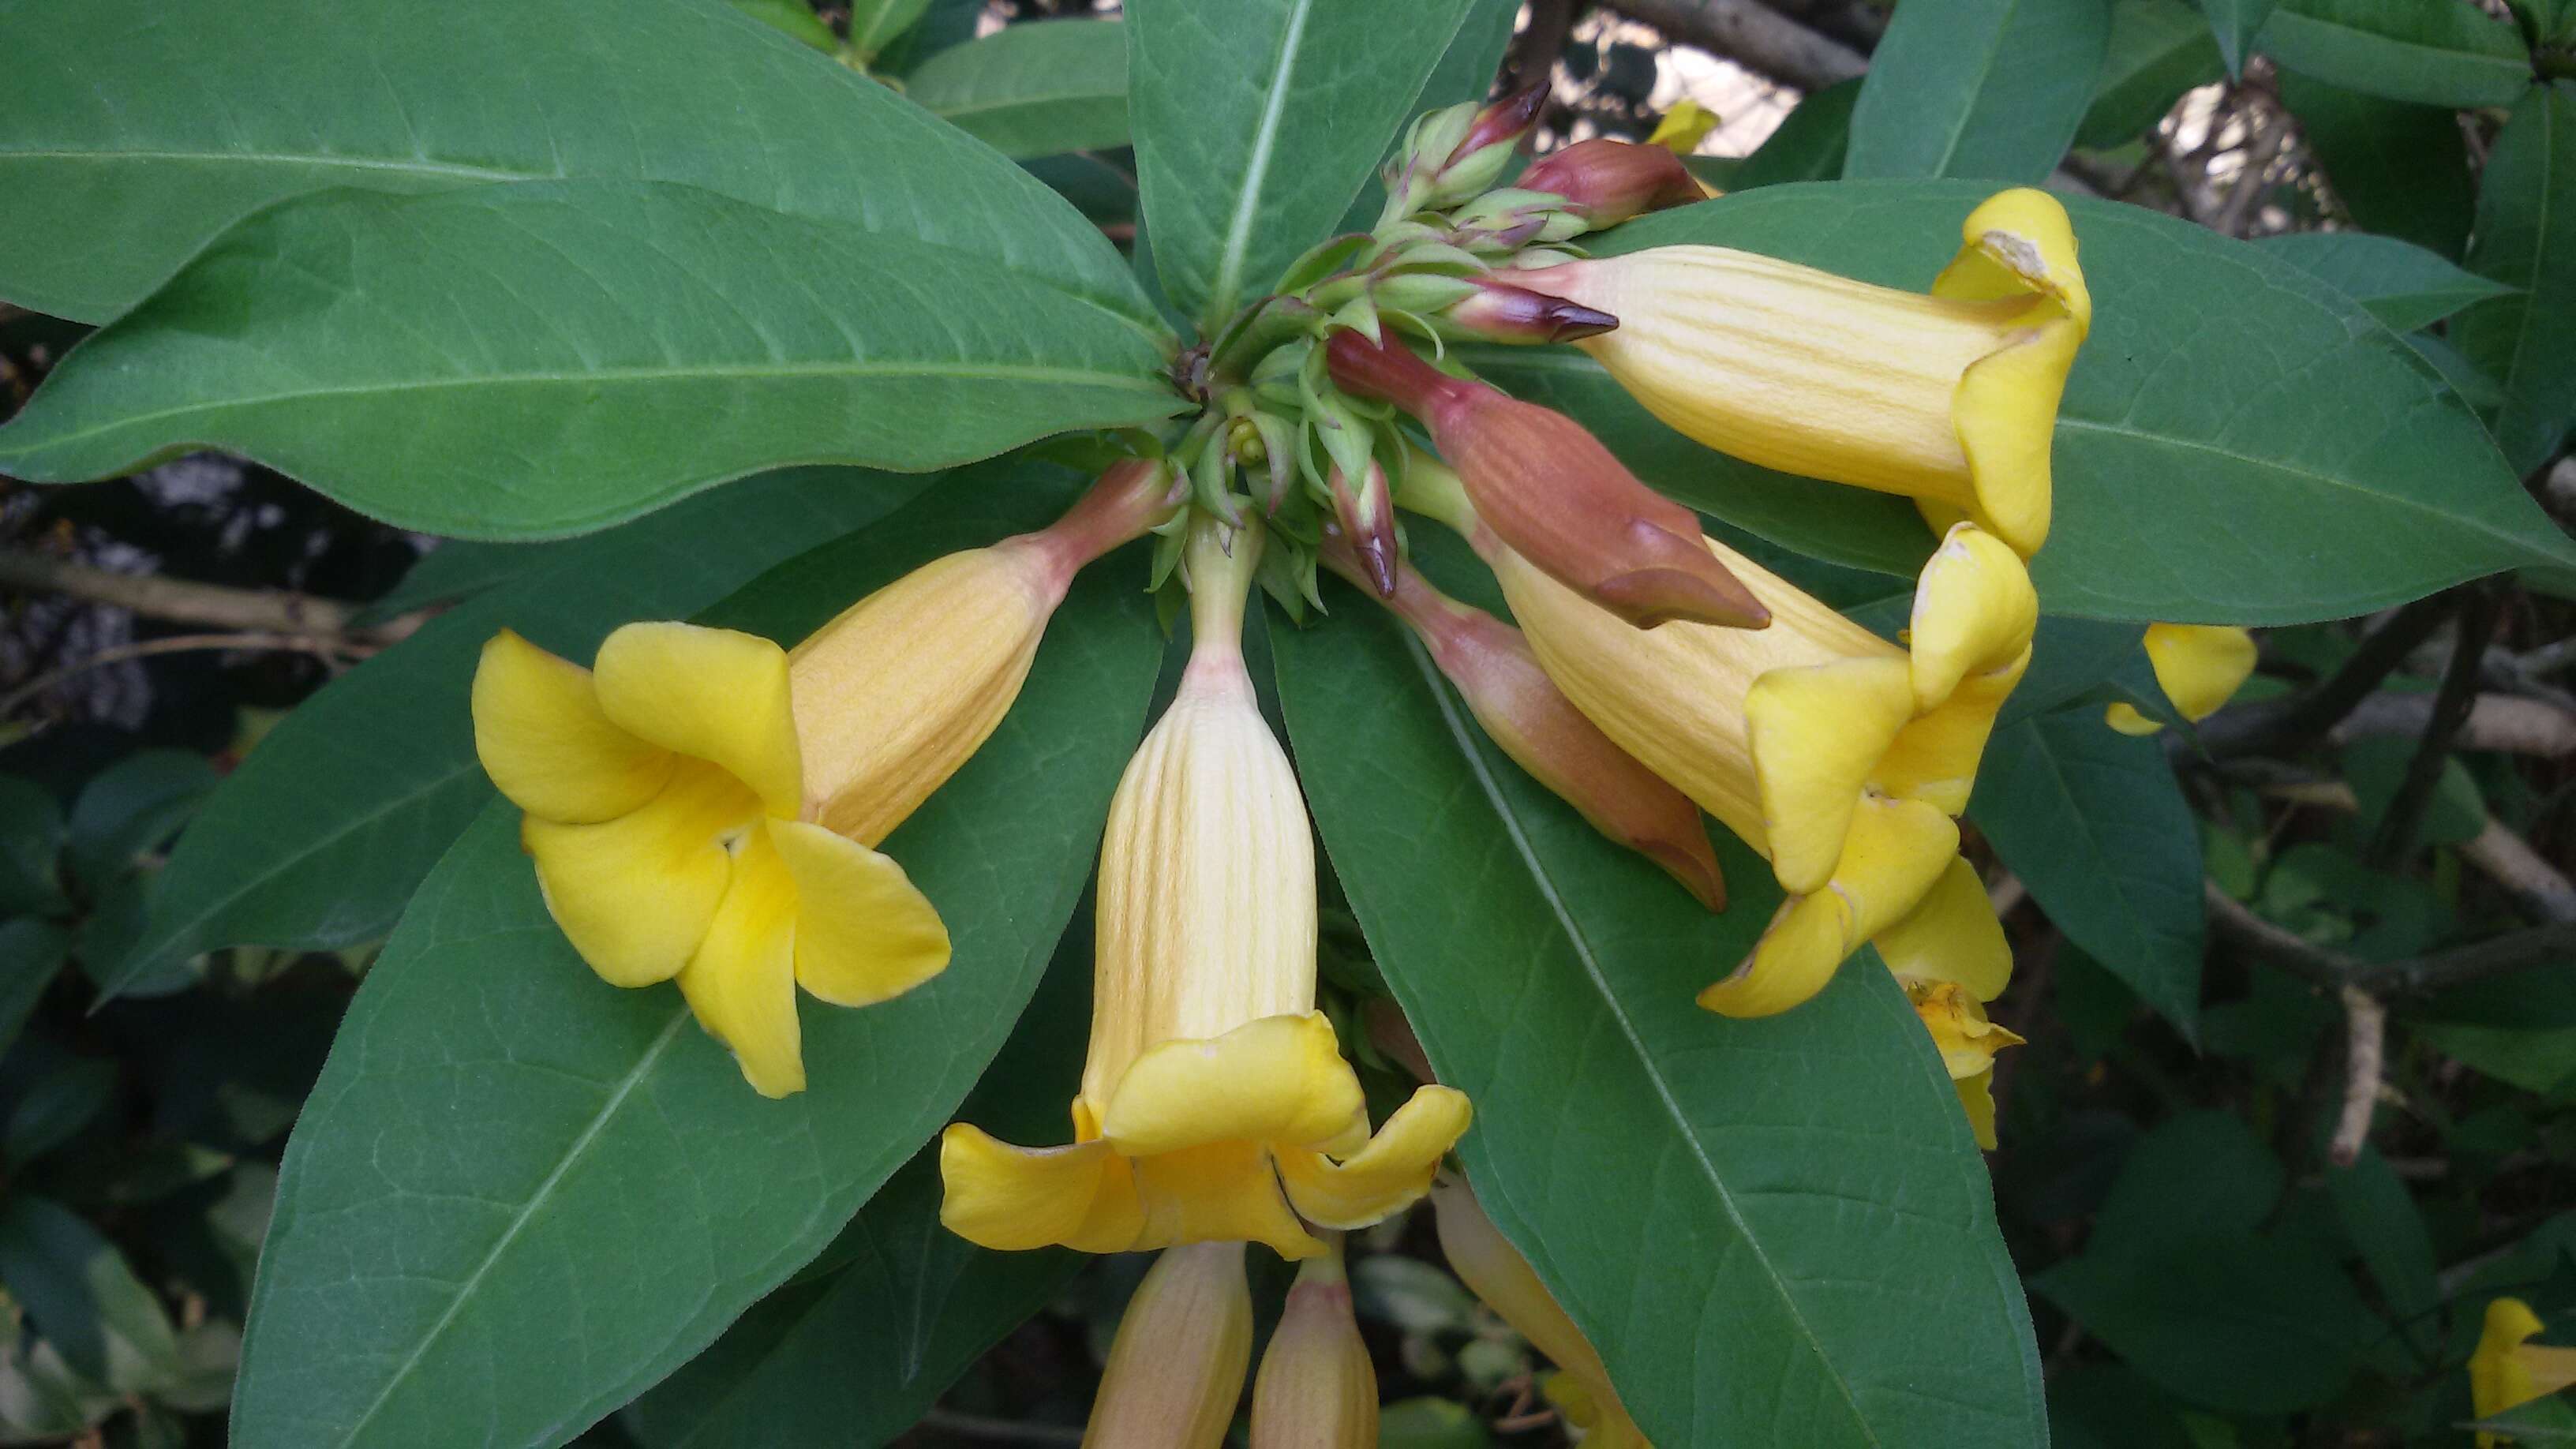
766,818,950,1009
1279,1084,1473,1229
1702,795,1957,1018
2146,623,2259,724
1129,1139,1325,1260
1949,317,2079,556
1745,656,1915,895
520,762,751,987
1934,186,2092,330
1874,856,2012,1001
1647,99,1718,154
470,630,672,824
1955,1068,2000,1151
2103,701,2165,736
1908,980,2026,1080
673,826,804,1098
1098,1013,1365,1159
938,1128,1145,1254
592,622,802,818
1908,525,2041,710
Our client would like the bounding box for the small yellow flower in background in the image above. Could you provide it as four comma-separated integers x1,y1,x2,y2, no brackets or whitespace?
2106,623,2260,736
1515,188,2089,559
940,518,1471,1260
2474,1297,2576,1446
1877,859,2024,1148
1432,1180,1651,1448
1646,99,1719,155
1250,1234,1376,1448
1407,456,2038,1020
1084,1241,1252,1449
472,460,1182,1097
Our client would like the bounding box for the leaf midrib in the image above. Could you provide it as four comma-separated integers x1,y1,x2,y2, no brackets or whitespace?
1919,0,2024,178
5,362,1174,460
0,148,530,182
1397,633,1879,1445
335,1007,692,1446
1203,0,1316,327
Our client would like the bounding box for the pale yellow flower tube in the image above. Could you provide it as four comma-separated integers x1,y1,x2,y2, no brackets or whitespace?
1085,1241,1252,1449
1406,456,2035,1019
940,517,1472,1260
1515,189,2089,558
1250,1234,1377,1448
1432,1181,1650,1448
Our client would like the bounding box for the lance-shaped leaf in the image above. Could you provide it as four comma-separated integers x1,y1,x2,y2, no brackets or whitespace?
1971,710,2204,1038
1127,0,1483,330
228,481,1164,1449
1563,182,2576,622
0,182,1182,537
2254,0,2534,109
0,0,1148,326
93,468,929,1002
2204,0,2281,76
1845,0,2114,184
2077,0,2224,148
1273,589,2048,1449
2460,82,2576,477
2275,71,2476,258
2256,232,2514,334
904,19,1133,161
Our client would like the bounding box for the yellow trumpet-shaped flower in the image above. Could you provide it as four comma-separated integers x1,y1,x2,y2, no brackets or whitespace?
1407,455,2036,1020
1250,1234,1377,1449
1085,1241,1252,1449
472,461,1182,1097
1515,188,2088,558
1432,1181,1651,1448
2475,1298,2576,1446
1877,859,2024,1148
1646,99,1719,155
2106,623,2259,736
940,519,1472,1260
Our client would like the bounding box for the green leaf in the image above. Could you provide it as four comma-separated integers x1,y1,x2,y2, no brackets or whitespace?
621,930,1092,1448
1845,0,2114,183
2256,0,2535,109
6,1058,114,1169
95,467,927,1002
64,749,218,891
2206,0,2282,74
1971,711,2203,1037
0,919,67,1054
904,20,1132,161
2461,82,2576,476
2255,232,2516,332
1591,182,2576,622
1273,588,2048,1449
2408,332,2509,410
849,0,934,63
2471,1398,2576,1441
230,481,1164,1449
2076,0,2224,149
1129,0,1483,330
0,0,1148,328
2327,1146,2442,1356
0,181,1180,537
2274,71,2477,258
726,0,839,54
0,1196,183,1395
1734,77,1862,189
2343,733,2486,852
0,776,67,919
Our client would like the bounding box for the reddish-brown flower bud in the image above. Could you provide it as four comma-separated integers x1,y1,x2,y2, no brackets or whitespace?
1452,84,1548,167
1323,330,1767,631
1317,532,1727,909
1518,138,1705,228
1327,461,1398,598
1440,274,1620,345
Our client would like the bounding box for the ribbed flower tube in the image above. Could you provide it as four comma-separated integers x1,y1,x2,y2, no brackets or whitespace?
1249,1234,1377,1448
940,518,1471,1260
1514,189,2088,558
1406,455,2036,1018
1432,1181,1651,1448
1084,1242,1252,1449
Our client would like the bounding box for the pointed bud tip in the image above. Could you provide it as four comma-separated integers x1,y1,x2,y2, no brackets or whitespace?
1458,83,1548,159
1640,836,1727,912
1541,299,1620,343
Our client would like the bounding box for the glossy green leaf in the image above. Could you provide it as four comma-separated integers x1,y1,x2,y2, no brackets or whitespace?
2461,83,2576,475
0,182,1180,537
622,931,1092,1448
726,0,839,54
1846,0,2113,183
849,0,934,63
0,919,66,1054
64,749,218,891
0,1196,183,1394
1588,183,2576,621
2256,0,2535,109
2407,331,2507,410
0,0,1146,327
2205,0,2282,74
2076,0,2223,148
1129,0,1482,330
1336,0,1525,234
1972,711,2203,1037
2256,232,2515,332
95,467,927,1002
1735,78,1862,188
2275,71,2477,258
0,776,67,919
1273,587,2048,1449
230,481,1163,1449
904,20,1132,160
2327,1146,2442,1356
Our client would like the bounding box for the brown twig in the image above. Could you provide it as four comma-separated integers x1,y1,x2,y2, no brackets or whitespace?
2330,985,2387,1166
1601,0,1868,88
2368,587,2501,866
2196,595,2461,757
0,632,374,718
2205,881,2576,997
2331,692,2576,758
0,548,423,646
